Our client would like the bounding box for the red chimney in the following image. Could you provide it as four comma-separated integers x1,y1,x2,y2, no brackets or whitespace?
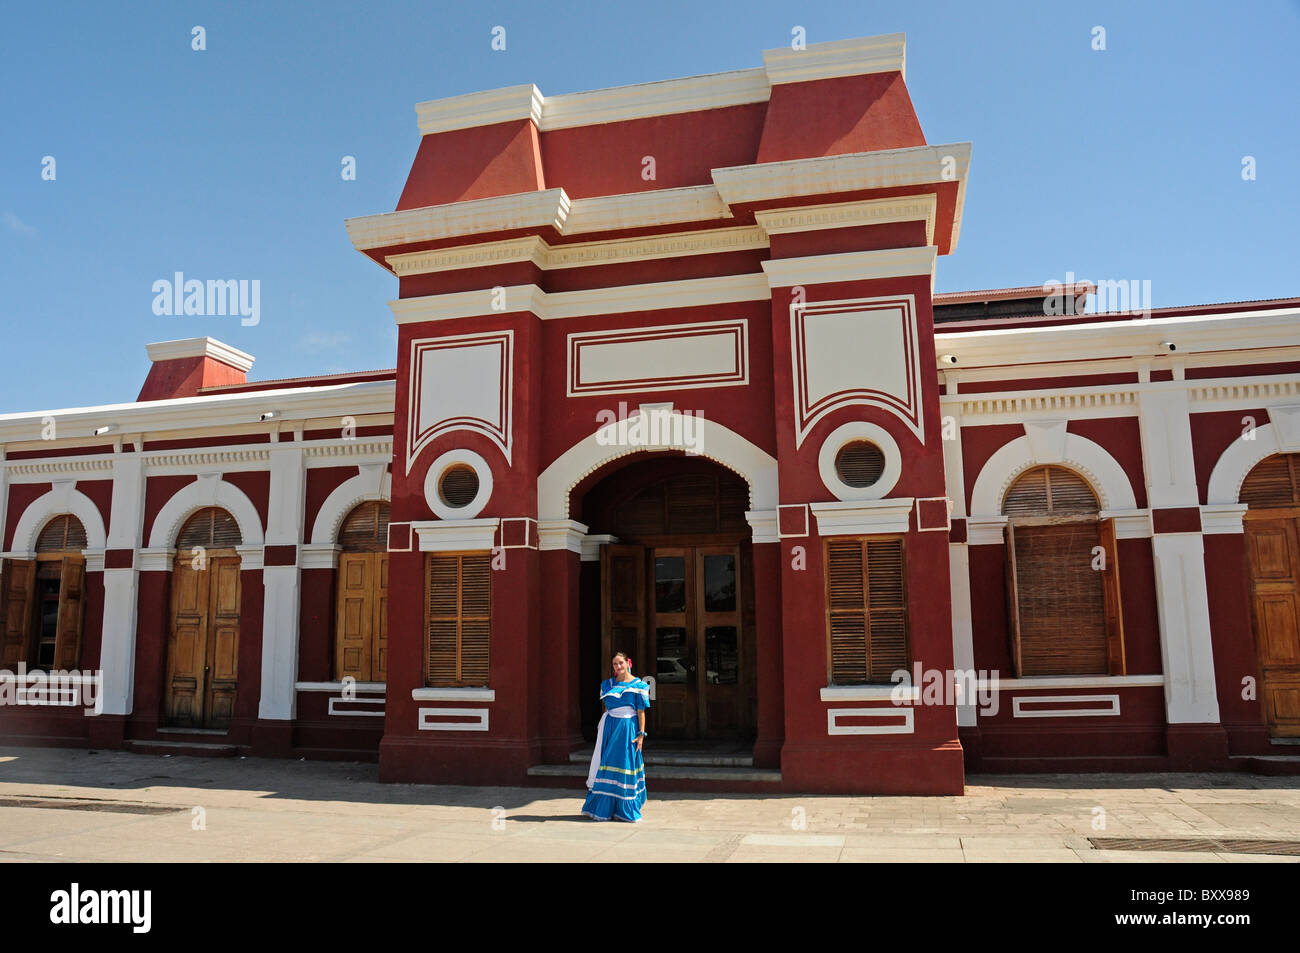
138,337,255,401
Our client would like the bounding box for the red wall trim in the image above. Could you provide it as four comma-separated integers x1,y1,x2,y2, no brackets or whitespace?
263,544,298,567
1152,507,1202,534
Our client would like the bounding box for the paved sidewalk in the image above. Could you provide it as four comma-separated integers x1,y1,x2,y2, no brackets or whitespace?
1,746,1298,862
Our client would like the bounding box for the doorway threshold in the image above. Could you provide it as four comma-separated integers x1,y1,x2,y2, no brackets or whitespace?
569,739,755,767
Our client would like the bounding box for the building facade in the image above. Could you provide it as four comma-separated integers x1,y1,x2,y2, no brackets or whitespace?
1,35,1297,794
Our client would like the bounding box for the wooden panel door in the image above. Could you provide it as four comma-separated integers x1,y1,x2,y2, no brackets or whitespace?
697,545,744,736
0,559,36,667
336,553,374,680
1245,516,1300,737
166,553,240,729
649,547,697,738
373,553,389,682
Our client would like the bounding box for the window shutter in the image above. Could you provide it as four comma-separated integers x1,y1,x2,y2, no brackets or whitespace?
36,515,88,554
1097,517,1127,674
826,538,908,684
1007,522,1108,675
53,557,86,670
177,507,243,549
1004,523,1024,676
1003,466,1099,517
425,553,491,686
0,559,36,667
339,501,390,553
1241,454,1300,507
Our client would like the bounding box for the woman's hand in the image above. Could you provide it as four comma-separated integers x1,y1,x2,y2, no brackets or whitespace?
633,735,643,752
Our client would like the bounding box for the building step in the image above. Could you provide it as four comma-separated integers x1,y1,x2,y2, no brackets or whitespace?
1232,755,1300,776
567,746,753,767
123,739,241,758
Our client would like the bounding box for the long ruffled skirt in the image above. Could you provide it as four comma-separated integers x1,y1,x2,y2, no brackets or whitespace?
581,717,646,822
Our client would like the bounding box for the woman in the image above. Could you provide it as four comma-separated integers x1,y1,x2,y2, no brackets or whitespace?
581,651,651,822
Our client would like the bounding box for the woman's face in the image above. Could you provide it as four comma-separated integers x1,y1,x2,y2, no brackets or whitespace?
612,655,629,679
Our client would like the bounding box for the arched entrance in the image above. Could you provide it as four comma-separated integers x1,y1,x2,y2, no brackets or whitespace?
577,454,756,743
165,507,242,729
334,500,390,682
1241,452,1300,738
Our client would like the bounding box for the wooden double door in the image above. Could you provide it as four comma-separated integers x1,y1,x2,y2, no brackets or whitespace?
335,552,389,681
602,542,750,740
165,552,241,729
1244,512,1300,737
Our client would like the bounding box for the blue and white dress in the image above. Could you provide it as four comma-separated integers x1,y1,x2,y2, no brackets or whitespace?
581,676,651,822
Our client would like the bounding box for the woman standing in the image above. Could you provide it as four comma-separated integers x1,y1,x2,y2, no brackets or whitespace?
581,651,651,822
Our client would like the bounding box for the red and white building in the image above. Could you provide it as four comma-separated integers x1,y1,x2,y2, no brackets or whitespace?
2,34,1298,794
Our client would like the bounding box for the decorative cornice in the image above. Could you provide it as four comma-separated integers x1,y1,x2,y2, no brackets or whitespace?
1201,503,1249,535
388,273,769,324
745,509,779,544
412,518,500,553
386,226,767,277
809,498,914,536
762,246,937,288
2,458,114,477
145,337,255,373
299,543,341,569
949,389,1139,423
345,188,571,251
713,144,971,206
763,34,906,85
537,519,588,554
754,195,936,245
415,84,545,135
563,185,733,235
579,533,619,562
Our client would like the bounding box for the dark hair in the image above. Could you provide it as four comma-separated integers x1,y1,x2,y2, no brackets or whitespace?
612,651,630,663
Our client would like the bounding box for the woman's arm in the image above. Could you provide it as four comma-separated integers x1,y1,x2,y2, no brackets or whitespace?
634,710,645,750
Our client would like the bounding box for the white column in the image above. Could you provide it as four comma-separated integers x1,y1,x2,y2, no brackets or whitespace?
258,446,305,721
1138,389,1220,723
100,453,146,715
940,399,976,726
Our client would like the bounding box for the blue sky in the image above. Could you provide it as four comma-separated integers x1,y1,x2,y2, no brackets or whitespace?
2,0,1297,411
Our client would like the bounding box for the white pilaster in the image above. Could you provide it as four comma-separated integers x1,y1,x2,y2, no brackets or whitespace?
940,403,976,726
1137,390,1220,723
99,454,146,716
259,446,306,721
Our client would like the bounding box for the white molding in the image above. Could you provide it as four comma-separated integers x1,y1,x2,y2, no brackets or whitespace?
979,675,1164,690
935,306,1300,370
346,188,570,250
826,707,914,735
1151,534,1220,724
762,246,937,288
943,386,1139,427
407,330,512,470
423,449,494,520
235,544,264,571
1201,503,1249,535
809,498,914,536
0,380,394,450
147,477,265,548
537,519,588,554
309,466,391,545
145,337,255,373
10,484,109,552
967,516,1008,546
713,144,971,206
1023,419,1068,464
949,543,976,727
415,83,545,134
137,547,176,572
816,421,902,501
564,185,734,235
388,273,769,325
580,533,618,562
386,226,767,276
328,697,385,717
537,414,778,521
968,433,1137,518
764,33,906,84
1208,421,1286,505
296,681,386,693
299,543,342,569
412,687,496,701
412,518,499,552
418,707,490,731
820,685,918,701
1011,695,1121,718
1099,509,1152,539
566,319,749,398
754,195,936,245
745,510,779,544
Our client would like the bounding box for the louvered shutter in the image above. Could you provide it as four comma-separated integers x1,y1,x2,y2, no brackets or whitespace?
425,553,491,686
826,538,909,684
53,557,86,670
339,501,390,553
0,559,36,667
1098,517,1127,675
1241,454,1300,507
36,515,88,554
177,507,244,549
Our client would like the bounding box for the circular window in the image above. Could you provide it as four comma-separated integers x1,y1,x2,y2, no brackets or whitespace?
438,465,480,508
423,449,493,520
834,441,885,488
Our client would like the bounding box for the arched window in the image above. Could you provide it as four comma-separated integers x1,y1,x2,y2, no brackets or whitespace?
335,501,389,681
1239,452,1300,737
176,507,243,549
1001,466,1125,676
0,514,87,671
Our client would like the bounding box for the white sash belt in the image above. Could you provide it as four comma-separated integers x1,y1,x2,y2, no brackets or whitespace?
586,706,637,790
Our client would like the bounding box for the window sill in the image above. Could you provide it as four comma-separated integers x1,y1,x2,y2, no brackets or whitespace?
412,687,495,702
979,674,1164,691
295,680,385,693
820,685,918,702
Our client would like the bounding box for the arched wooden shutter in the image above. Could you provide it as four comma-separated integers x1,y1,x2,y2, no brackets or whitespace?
177,507,243,549
1001,466,1123,676
338,501,390,553
825,537,908,684
1241,454,1300,507
425,553,491,686
36,515,88,553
